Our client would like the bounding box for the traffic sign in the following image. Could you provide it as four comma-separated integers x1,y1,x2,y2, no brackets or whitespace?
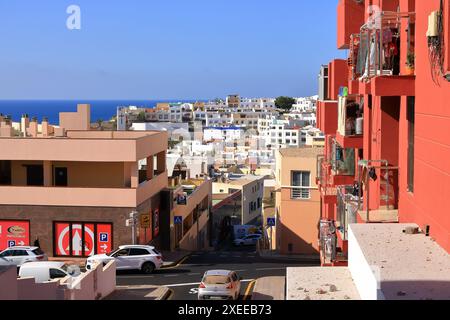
140,214,151,228
99,233,109,243
174,216,183,225
267,217,276,227
7,240,16,247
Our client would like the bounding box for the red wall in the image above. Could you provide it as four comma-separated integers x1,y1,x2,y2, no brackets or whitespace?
399,0,450,253
337,0,365,49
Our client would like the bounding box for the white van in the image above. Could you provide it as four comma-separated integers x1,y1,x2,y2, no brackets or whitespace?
18,262,80,283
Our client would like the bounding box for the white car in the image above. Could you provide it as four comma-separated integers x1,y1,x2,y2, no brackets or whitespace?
19,261,80,283
233,234,262,246
0,246,48,267
198,270,242,300
86,245,163,274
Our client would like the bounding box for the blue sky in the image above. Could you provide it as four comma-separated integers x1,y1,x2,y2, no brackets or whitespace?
0,0,344,100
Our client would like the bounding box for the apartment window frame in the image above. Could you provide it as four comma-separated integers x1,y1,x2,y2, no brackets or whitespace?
291,171,311,200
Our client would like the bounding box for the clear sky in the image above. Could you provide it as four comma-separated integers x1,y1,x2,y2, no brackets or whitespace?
0,0,344,100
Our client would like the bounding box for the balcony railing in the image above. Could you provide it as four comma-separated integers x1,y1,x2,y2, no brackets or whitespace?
291,187,311,200
337,94,364,137
319,220,336,264
357,11,416,80
357,160,399,223
337,185,360,240
329,136,355,176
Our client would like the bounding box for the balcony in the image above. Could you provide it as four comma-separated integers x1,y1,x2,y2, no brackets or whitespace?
0,171,168,208
327,136,357,186
355,11,416,96
336,185,360,241
317,155,337,205
337,0,365,50
336,94,364,149
357,160,399,223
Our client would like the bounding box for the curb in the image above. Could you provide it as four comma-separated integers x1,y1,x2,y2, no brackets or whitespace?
160,253,191,269
158,288,173,300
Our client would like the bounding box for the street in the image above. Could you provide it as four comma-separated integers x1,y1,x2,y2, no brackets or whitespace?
116,246,318,300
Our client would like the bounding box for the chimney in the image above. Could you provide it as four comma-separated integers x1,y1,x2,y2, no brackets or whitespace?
0,115,13,137
27,117,38,137
42,117,50,137
21,114,30,137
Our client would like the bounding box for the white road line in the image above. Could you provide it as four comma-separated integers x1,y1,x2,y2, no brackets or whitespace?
255,267,286,271
188,273,201,276
164,274,180,277
164,279,255,288
117,275,154,278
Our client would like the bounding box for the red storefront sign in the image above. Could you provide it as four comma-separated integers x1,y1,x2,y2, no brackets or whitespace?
0,220,30,251
54,222,112,257
96,224,112,254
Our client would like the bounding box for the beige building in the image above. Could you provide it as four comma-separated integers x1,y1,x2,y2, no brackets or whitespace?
274,147,323,255
213,175,264,225
0,104,210,257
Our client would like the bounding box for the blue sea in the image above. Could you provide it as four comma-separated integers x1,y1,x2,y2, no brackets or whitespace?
0,100,201,125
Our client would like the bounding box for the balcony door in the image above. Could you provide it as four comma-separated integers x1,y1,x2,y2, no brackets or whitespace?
54,167,68,187
26,165,44,186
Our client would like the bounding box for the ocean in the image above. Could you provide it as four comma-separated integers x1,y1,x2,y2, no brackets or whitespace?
0,100,201,125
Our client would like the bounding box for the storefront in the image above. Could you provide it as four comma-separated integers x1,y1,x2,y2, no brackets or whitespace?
0,220,31,251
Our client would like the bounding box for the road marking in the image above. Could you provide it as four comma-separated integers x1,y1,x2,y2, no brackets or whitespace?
243,280,256,301
164,274,180,277
255,267,286,271
163,279,255,288
160,255,191,270
188,273,201,276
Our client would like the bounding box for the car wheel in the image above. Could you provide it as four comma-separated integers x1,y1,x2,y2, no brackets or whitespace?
141,262,155,274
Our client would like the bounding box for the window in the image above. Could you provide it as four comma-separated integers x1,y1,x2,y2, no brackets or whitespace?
113,249,129,257
12,250,29,256
407,97,415,192
50,268,67,279
291,171,311,199
32,248,45,256
0,160,11,185
129,248,150,256
0,250,12,257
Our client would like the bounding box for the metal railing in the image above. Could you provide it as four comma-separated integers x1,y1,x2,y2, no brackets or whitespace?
357,160,399,222
319,220,336,264
358,11,415,80
337,185,360,240
330,137,356,176
291,187,311,200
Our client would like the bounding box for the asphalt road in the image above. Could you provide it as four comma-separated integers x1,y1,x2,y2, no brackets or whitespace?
116,246,318,300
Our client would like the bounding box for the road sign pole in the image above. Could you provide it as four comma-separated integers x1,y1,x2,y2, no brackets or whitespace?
130,210,138,245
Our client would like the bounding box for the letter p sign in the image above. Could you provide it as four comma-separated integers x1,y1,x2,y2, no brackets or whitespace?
66,5,81,30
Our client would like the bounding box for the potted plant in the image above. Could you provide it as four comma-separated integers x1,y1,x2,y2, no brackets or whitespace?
405,51,415,75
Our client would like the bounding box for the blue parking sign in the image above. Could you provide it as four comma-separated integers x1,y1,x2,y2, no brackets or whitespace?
267,217,276,227
174,216,183,225
7,240,16,247
99,233,108,243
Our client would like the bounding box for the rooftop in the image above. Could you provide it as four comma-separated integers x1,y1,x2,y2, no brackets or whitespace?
349,223,450,300
279,147,324,158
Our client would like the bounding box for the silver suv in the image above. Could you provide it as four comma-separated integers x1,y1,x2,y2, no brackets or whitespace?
0,246,48,267
198,270,242,300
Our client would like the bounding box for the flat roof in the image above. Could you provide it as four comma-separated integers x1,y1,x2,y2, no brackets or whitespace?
287,267,361,300
279,147,324,158
349,223,450,300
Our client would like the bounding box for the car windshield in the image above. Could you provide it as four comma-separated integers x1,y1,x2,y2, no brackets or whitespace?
203,275,231,285
107,248,120,256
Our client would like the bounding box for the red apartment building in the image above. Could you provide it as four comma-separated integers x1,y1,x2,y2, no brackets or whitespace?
317,0,450,266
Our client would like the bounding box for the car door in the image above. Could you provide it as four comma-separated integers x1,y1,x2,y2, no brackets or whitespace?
111,249,130,270
0,250,13,264
128,248,151,270
14,250,32,266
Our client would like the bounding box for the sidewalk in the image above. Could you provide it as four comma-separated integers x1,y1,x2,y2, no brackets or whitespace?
258,250,320,262
106,285,171,300
252,277,285,300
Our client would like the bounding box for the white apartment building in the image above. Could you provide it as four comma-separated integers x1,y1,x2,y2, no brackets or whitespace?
291,96,318,113
203,126,245,143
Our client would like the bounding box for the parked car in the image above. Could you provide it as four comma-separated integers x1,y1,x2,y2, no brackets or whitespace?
86,245,163,274
198,270,242,300
0,246,48,267
18,261,79,283
0,256,15,267
233,234,262,246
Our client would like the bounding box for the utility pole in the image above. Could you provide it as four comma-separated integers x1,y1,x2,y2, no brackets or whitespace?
128,210,139,245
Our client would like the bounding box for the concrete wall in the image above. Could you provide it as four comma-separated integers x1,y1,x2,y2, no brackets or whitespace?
0,261,116,300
